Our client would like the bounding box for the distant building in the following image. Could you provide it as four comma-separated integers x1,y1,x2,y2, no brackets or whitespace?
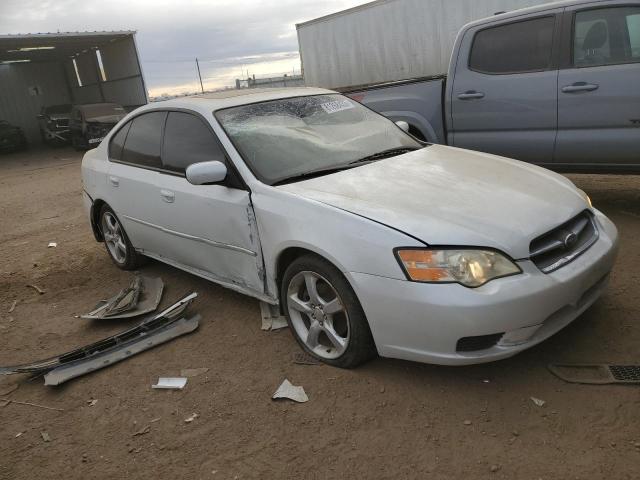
235,73,304,89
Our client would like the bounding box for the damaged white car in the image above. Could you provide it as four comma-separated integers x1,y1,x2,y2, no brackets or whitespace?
82,88,618,368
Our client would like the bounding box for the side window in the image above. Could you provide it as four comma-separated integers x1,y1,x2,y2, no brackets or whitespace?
629,12,640,58
574,7,640,67
469,16,555,74
108,121,131,161
162,111,225,173
121,111,167,169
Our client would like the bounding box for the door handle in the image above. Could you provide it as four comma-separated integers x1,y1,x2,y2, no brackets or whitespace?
160,189,175,203
561,82,599,93
458,91,485,100
108,176,119,187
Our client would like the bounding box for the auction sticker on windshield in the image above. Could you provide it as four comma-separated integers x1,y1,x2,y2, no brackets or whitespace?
320,99,354,114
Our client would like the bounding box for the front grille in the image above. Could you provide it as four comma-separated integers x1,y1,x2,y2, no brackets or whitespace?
610,365,640,382
529,210,598,273
456,333,503,352
55,119,69,127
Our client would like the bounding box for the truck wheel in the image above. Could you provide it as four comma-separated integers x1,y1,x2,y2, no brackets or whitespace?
99,205,144,270
281,254,377,368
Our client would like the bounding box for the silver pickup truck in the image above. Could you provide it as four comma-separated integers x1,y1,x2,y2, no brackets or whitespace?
347,0,640,171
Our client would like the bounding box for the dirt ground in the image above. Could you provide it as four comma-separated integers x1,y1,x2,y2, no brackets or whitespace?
0,146,639,480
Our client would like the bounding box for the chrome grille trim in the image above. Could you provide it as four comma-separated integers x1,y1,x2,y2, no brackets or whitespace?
529,211,598,273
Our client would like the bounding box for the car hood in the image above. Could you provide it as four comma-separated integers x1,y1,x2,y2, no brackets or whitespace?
277,145,588,259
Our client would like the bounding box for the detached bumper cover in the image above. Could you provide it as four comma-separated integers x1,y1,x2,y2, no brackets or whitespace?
348,210,618,365
0,293,199,384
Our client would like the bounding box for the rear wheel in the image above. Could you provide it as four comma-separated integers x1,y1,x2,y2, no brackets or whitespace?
99,205,143,270
281,254,376,368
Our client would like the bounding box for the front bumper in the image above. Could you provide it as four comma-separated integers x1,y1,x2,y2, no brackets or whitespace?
348,210,619,365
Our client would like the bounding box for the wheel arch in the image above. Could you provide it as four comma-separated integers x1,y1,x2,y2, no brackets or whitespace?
90,198,108,242
275,245,351,313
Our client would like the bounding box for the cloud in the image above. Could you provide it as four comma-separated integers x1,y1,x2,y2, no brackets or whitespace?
0,0,366,95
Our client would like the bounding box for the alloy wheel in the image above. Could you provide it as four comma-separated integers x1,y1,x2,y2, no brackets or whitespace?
101,211,127,265
286,271,350,360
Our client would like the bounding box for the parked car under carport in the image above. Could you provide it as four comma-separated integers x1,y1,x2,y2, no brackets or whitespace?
0,120,27,153
71,103,127,150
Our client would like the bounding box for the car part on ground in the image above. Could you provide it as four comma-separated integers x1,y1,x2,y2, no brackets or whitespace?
0,120,27,153
272,379,309,403
548,363,640,385
259,301,288,331
0,292,198,384
81,276,163,319
152,377,188,389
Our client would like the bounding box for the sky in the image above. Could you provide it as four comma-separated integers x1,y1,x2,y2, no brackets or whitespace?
0,0,367,96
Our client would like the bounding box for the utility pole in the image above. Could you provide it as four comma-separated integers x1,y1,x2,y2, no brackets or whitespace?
195,58,204,94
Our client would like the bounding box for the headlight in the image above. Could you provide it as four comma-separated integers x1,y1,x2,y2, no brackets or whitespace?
395,248,521,287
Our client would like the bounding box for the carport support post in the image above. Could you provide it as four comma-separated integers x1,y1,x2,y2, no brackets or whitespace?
196,58,204,94
93,48,105,102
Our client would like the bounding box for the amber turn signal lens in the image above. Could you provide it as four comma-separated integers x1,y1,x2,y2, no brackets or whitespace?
396,249,450,282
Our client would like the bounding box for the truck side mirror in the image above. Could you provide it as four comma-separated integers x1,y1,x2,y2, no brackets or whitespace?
395,120,410,133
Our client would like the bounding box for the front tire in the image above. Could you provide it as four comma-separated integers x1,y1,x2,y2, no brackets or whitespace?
281,254,376,368
99,205,143,270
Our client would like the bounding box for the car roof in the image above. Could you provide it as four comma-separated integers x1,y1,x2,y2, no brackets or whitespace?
145,87,335,112
463,0,612,29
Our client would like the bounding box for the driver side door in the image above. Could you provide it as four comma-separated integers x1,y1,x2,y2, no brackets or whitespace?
151,110,265,296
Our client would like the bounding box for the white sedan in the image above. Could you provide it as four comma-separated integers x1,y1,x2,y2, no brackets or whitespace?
81,87,619,368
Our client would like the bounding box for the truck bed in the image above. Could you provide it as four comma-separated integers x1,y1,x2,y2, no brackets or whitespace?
345,76,447,144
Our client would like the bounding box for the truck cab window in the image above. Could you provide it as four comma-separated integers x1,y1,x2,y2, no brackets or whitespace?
574,7,640,67
469,16,555,74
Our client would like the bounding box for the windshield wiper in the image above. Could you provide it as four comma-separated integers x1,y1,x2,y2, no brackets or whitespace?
349,147,420,164
272,165,357,186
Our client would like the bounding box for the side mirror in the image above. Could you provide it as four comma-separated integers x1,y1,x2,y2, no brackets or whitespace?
186,160,228,185
395,120,410,133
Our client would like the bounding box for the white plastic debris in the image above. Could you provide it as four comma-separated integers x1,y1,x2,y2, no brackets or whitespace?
260,301,288,331
47,242,57,248
184,413,199,423
272,379,309,403
152,377,187,390
530,396,546,407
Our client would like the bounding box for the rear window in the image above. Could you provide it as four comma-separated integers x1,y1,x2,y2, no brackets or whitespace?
469,16,555,74
162,112,225,173
121,112,166,169
108,121,131,161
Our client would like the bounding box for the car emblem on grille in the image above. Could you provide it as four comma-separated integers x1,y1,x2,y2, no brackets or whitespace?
563,232,578,249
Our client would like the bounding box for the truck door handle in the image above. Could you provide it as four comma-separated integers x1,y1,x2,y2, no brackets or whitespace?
160,190,175,203
108,176,119,187
458,91,485,100
561,82,599,93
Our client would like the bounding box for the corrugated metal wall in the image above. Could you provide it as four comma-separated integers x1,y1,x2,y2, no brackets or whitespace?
0,35,147,145
298,0,550,89
0,62,71,143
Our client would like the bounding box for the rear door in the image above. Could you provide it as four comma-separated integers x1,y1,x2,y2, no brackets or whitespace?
556,2,640,167
449,11,562,164
106,111,168,255
152,110,264,294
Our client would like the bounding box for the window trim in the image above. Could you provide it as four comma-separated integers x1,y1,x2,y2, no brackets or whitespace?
467,14,560,76
567,4,640,70
107,107,248,190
